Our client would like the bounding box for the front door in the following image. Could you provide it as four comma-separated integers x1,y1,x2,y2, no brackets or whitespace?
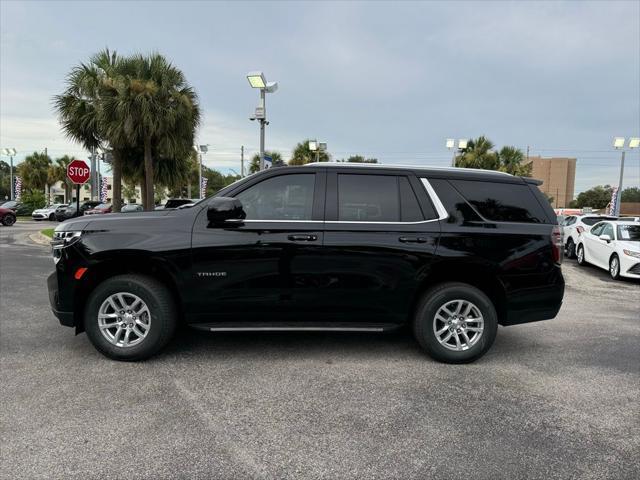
188,171,325,324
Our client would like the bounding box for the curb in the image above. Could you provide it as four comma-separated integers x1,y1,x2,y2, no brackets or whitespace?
29,232,52,246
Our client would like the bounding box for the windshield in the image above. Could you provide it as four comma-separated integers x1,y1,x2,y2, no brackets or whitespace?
617,225,640,241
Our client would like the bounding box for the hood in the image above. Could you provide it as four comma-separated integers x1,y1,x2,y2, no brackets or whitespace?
617,240,640,251
53,207,198,232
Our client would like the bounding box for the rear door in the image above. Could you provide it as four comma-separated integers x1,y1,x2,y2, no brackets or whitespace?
319,169,440,324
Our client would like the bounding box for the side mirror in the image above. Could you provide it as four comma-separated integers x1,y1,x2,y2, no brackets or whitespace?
207,197,246,224
599,234,611,243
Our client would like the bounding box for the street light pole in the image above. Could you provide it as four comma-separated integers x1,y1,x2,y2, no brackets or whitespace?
613,137,639,216
247,71,278,172
616,149,625,216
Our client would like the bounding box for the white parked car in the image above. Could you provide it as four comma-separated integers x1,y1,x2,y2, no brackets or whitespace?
562,214,618,258
31,203,65,221
576,220,640,280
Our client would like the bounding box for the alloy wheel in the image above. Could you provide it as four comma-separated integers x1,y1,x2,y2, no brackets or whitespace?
98,292,151,348
433,299,484,351
610,257,619,278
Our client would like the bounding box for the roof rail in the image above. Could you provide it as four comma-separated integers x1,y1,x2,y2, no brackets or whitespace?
302,162,513,176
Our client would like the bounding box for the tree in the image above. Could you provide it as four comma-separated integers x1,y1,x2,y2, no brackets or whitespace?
54,49,126,212
16,152,51,191
569,185,613,209
0,160,10,200
48,155,76,201
288,140,330,165
103,53,201,210
456,136,499,170
621,187,640,203
249,151,283,173
497,146,531,176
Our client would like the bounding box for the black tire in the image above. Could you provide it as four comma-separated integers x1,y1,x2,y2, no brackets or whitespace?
609,254,620,280
413,282,498,364
566,238,575,259
2,214,16,226
49,213,55,221
84,274,177,361
576,244,586,266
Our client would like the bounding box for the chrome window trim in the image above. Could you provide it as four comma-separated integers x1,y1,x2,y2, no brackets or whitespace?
420,178,449,221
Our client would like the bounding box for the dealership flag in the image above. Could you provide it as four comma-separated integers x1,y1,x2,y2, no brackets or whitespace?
14,176,22,201
608,187,619,215
100,176,108,203
200,177,208,199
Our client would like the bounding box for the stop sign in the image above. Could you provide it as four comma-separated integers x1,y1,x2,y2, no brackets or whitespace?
67,159,91,184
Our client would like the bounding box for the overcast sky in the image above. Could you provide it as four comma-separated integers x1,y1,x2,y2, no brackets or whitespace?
1,0,638,193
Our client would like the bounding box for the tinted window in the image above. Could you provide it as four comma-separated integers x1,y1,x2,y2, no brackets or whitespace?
236,174,315,220
582,216,617,226
590,223,605,236
338,174,399,222
451,180,547,223
618,224,640,241
399,177,424,222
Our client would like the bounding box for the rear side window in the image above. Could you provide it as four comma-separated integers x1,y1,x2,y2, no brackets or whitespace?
451,180,548,223
583,216,617,226
399,177,424,222
338,174,399,222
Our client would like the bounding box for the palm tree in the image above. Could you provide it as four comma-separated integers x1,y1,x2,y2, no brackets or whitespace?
16,152,51,191
249,151,283,173
102,53,201,210
498,146,531,176
53,49,127,212
48,155,76,202
289,140,330,166
456,136,498,170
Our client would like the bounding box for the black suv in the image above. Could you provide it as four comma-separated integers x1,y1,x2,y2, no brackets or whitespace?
48,164,564,363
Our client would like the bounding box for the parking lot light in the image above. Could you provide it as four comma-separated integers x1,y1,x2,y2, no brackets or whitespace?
247,71,278,171
629,138,640,149
246,72,266,89
613,137,625,149
1,147,17,200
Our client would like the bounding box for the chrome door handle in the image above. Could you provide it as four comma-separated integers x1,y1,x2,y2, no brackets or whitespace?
287,234,318,242
399,236,427,243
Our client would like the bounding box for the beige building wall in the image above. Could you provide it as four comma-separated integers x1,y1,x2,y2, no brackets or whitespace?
524,156,576,208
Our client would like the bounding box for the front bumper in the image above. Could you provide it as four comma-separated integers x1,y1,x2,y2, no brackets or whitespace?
620,255,640,279
32,213,48,220
47,272,75,327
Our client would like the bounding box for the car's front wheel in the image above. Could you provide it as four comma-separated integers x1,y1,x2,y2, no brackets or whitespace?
576,244,586,266
413,282,498,363
2,214,16,226
49,213,55,221
84,274,177,361
609,254,620,280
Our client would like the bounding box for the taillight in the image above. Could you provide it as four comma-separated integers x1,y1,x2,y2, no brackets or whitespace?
576,226,585,235
551,226,563,264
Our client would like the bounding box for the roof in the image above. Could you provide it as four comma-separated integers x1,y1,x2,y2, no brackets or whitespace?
300,162,527,183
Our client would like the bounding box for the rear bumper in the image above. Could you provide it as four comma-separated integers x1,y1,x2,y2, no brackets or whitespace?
47,271,75,327
501,268,565,326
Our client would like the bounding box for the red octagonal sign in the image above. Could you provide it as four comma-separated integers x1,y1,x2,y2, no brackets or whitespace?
67,159,91,184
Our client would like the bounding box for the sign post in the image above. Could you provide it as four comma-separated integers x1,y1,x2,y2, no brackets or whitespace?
67,159,91,216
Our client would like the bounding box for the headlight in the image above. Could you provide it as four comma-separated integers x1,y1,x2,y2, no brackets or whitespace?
623,249,640,259
52,231,82,248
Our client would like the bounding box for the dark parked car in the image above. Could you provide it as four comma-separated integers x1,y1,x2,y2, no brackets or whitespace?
48,164,564,363
0,206,16,226
54,201,102,221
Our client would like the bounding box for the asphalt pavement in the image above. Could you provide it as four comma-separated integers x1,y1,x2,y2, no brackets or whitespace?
1,221,639,480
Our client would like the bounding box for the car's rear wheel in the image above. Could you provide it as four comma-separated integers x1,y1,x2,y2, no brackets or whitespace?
2,214,16,226
576,244,586,265
566,238,575,259
413,282,498,363
84,274,176,361
609,254,620,280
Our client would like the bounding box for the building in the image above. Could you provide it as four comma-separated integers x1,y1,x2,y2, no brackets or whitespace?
524,156,576,208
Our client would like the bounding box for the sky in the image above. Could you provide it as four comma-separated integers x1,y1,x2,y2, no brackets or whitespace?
1,0,639,194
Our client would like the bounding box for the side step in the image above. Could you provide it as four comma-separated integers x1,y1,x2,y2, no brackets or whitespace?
189,322,401,333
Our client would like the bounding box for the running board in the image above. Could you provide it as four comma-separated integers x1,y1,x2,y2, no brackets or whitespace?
189,322,400,333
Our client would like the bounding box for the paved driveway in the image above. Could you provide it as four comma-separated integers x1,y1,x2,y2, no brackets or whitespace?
1,222,639,479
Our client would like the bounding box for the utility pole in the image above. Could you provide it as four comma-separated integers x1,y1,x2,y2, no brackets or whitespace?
241,145,245,177
615,150,625,216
